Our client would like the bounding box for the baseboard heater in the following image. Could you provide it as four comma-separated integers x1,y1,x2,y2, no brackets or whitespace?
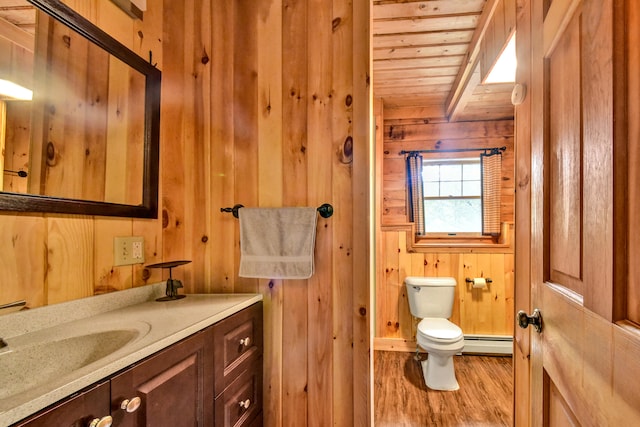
462,334,513,355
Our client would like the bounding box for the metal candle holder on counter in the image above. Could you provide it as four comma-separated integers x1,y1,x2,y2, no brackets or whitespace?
146,260,191,301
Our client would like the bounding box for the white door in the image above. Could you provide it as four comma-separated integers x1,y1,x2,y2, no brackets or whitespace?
517,0,640,425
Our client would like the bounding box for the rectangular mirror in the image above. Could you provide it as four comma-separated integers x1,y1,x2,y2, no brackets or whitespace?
0,0,160,217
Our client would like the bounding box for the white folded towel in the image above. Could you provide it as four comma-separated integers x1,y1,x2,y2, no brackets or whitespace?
238,207,318,279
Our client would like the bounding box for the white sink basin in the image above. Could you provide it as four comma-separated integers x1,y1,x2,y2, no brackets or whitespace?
0,323,150,400
0,289,263,427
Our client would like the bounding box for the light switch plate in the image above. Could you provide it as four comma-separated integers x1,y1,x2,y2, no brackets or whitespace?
114,236,145,266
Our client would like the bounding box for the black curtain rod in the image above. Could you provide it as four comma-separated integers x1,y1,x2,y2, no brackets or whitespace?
400,146,506,156
221,203,334,219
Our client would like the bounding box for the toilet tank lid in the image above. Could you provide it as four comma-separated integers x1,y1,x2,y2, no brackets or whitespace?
404,276,457,287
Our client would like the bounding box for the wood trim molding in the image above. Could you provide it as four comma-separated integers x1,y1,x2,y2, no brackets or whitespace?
449,67,482,123
381,222,514,254
108,0,143,20
380,222,413,232
445,0,500,118
0,16,34,51
543,0,582,57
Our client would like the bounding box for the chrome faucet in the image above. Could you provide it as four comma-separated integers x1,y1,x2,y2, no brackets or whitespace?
0,300,26,312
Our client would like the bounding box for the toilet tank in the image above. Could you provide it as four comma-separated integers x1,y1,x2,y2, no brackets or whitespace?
405,276,457,319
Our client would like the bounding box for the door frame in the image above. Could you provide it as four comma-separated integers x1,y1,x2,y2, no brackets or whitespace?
513,0,533,425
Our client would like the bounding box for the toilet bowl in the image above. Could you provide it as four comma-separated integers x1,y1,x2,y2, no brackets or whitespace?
417,317,464,390
405,277,464,391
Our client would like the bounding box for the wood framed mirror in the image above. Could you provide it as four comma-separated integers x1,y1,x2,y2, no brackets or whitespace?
0,0,160,218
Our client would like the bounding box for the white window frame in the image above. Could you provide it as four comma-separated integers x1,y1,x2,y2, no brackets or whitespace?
421,157,483,237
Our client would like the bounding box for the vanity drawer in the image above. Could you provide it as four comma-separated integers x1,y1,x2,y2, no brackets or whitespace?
213,302,263,397
214,359,262,427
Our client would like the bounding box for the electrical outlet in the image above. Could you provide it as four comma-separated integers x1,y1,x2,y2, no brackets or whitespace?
114,236,145,266
132,241,143,260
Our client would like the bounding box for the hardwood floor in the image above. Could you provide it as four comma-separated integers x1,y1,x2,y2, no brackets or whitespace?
374,351,513,427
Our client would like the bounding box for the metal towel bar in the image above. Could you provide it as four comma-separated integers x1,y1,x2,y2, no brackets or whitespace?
221,203,333,219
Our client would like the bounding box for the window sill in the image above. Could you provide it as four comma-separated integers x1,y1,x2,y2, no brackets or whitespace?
381,222,514,253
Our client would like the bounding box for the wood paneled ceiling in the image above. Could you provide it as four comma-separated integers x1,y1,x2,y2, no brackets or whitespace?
373,0,515,122
0,1,35,35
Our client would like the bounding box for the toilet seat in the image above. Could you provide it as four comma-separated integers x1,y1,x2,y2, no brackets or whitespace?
417,318,463,344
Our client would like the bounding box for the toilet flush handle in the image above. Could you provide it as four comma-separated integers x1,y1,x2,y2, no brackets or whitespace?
517,309,543,333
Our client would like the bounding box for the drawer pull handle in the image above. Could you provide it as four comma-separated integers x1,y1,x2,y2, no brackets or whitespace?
121,396,142,413
239,398,251,409
239,337,251,347
89,416,113,427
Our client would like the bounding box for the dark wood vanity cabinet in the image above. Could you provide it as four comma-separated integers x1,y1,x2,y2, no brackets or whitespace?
213,302,263,427
13,302,263,427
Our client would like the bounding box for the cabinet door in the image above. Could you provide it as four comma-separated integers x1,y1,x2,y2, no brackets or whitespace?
110,329,214,427
14,381,110,427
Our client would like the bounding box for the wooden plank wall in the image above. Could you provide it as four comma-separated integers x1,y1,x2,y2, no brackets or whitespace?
0,1,371,426
382,118,515,225
376,229,514,350
32,12,110,201
376,108,515,350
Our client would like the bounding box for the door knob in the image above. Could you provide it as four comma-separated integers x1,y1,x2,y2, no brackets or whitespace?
89,416,113,427
517,308,542,333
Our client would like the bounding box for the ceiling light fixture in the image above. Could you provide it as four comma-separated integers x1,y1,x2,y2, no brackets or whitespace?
0,79,33,100
485,34,516,84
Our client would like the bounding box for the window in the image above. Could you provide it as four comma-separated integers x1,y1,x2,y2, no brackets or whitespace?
422,158,482,234
406,149,503,239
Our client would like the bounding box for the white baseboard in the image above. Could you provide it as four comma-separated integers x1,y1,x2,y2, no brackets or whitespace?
463,334,513,355
374,336,513,355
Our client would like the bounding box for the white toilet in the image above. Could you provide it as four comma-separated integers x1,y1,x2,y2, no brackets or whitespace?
405,276,464,391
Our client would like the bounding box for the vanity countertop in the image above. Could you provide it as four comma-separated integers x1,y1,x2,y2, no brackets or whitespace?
0,284,263,426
